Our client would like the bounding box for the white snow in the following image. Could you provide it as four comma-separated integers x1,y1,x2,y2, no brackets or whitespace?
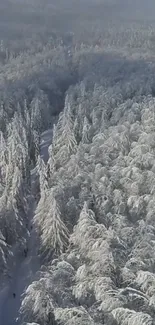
40,129,53,163
0,129,53,325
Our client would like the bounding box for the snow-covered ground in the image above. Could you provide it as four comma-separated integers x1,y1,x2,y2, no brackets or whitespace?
0,129,53,325
40,128,53,163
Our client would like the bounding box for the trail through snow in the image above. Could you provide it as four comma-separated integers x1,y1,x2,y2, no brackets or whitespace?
0,129,53,325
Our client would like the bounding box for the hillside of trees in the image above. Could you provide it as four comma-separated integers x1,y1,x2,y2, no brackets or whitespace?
1,0,155,324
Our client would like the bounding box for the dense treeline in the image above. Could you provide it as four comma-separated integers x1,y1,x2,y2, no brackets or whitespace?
1,0,155,324
21,66,155,325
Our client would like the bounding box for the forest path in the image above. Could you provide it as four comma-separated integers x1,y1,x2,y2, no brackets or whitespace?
0,129,53,325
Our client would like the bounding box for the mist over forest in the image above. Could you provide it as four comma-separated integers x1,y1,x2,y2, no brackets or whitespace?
1,1,155,325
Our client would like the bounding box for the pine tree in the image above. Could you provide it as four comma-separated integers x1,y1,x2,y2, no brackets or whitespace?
34,189,69,258
82,116,91,144
0,131,7,186
41,190,69,257
37,156,48,196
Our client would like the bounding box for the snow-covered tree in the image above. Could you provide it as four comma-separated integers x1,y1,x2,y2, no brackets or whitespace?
20,279,55,324
37,156,48,196
34,189,69,257
112,307,153,325
49,95,77,169
54,306,97,325
82,116,91,144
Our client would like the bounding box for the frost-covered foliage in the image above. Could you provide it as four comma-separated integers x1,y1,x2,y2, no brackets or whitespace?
21,66,155,323
2,0,155,324
112,307,153,325
34,189,69,258
54,306,100,325
20,260,75,324
21,58,155,322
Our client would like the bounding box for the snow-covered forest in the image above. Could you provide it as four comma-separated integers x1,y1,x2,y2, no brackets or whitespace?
1,0,155,324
